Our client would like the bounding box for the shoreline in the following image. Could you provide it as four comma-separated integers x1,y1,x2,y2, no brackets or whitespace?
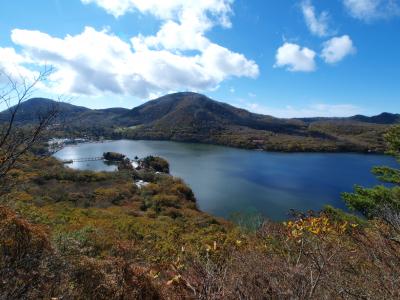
106,137,388,155
53,135,387,155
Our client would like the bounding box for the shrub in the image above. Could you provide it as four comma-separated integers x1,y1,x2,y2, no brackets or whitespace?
0,206,50,267
141,156,170,173
71,257,161,300
0,206,67,299
172,182,196,202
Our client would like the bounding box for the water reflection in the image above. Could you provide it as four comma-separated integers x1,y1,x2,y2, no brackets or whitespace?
54,140,397,220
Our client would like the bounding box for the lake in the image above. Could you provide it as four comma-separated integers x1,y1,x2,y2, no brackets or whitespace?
53,140,397,220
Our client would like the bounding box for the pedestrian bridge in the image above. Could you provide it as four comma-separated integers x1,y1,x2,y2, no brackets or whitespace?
62,157,103,163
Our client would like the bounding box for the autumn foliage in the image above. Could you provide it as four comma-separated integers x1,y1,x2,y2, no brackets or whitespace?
1,126,400,298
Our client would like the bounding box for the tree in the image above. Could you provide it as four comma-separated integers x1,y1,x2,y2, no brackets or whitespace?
141,156,170,173
0,67,59,181
343,125,400,231
373,125,400,185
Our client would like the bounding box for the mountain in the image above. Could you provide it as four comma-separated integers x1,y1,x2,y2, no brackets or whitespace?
115,93,395,152
0,92,397,152
0,98,129,127
119,92,305,133
350,112,400,124
0,98,89,123
298,112,400,125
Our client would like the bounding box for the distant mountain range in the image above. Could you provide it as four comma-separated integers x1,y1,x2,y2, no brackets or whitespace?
298,112,400,125
1,92,398,152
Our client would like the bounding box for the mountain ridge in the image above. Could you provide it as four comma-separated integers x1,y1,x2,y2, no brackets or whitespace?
1,93,398,125
0,97,130,126
0,92,397,153
297,112,400,125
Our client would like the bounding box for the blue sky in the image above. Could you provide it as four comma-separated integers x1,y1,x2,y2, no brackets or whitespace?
0,0,399,117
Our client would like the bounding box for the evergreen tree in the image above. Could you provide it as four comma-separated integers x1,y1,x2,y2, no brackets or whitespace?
343,126,400,229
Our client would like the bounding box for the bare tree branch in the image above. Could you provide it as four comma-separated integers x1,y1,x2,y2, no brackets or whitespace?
0,66,58,182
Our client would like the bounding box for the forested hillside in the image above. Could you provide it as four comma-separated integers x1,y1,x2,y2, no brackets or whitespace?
1,92,397,152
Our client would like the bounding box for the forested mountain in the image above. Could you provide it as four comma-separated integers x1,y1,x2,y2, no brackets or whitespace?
298,112,400,124
0,98,88,123
119,92,304,132
0,97,129,127
1,92,398,152
350,112,400,124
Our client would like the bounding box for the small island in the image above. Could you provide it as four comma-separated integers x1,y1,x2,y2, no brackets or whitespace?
103,151,126,161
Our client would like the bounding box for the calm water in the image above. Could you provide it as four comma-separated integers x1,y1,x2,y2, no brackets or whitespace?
54,140,397,220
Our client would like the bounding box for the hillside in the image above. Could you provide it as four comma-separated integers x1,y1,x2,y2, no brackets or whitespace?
350,112,400,124
0,93,398,152
0,98,130,127
0,98,89,123
298,112,400,125
119,93,394,152
1,96,400,299
1,149,399,299
120,92,303,131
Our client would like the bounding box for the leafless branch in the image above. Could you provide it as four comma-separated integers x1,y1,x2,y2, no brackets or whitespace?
0,66,59,181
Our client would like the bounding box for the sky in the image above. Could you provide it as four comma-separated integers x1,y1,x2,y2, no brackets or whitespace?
0,0,399,117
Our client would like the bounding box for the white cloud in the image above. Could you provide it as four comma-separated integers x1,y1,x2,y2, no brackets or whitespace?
135,20,211,51
10,26,258,97
321,35,356,64
274,43,316,72
86,0,233,52
82,0,136,18
81,0,233,27
0,47,38,83
6,0,258,98
343,0,400,21
237,100,362,118
301,0,330,37
200,44,259,79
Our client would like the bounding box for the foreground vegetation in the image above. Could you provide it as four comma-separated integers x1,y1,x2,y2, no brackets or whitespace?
1,123,400,298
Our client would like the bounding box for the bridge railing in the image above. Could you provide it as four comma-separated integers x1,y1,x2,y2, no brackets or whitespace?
62,157,104,163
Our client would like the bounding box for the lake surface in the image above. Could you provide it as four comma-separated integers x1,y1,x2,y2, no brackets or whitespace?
54,140,397,220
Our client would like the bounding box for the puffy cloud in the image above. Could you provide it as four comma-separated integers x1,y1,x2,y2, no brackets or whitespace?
343,0,400,21
301,0,330,37
0,47,38,83
1,0,258,98
274,43,316,72
6,0,258,98
10,26,258,97
321,35,356,64
85,0,233,52
135,20,211,51
200,44,259,79
11,27,141,95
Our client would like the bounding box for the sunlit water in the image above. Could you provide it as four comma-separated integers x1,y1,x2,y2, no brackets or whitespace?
54,140,397,220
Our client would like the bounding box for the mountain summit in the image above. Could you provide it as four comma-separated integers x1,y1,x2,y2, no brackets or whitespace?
120,92,303,133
